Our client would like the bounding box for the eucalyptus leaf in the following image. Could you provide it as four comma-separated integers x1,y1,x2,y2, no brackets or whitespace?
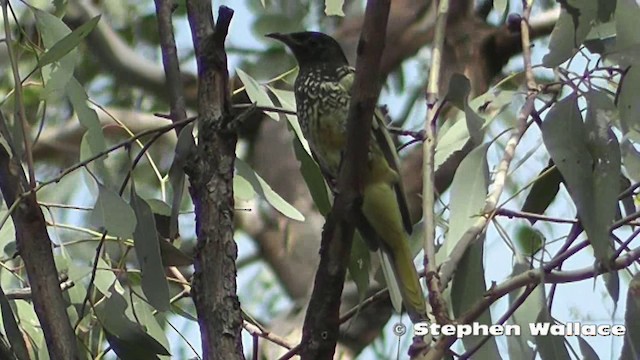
445,143,489,257
235,159,304,221
237,69,278,120
91,184,136,238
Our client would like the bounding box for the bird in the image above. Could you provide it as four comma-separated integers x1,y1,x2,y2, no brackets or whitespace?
266,31,427,323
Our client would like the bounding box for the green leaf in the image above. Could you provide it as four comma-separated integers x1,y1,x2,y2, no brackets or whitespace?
236,68,278,120
616,0,640,50
541,93,615,263
451,236,501,359
578,336,600,360
171,302,197,322
585,90,621,260
130,188,170,312
67,78,106,155
324,0,345,16
158,240,193,267
445,143,489,257
621,273,640,359
535,309,570,360
293,137,331,216
435,89,513,171
38,15,100,68
514,224,544,256
235,159,304,221
619,67,640,135
168,124,194,239
542,0,597,67
0,287,29,360
97,286,170,359
14,300,41,358
521,162,563,221
619,175,636,217
507,261,544,360
91,184,137,238
32,7,78,100
597,0,616,22
444,73,471,109
267,86,312,155
603,271,619,309
94,257,120,296
494,0,508,18
234,174,255,201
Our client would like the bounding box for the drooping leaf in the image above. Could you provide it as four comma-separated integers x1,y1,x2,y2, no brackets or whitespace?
603,271,619,309
168,124,195,239
130,186,170,312
235,159,304,221
541,93,614,264
236,69,278,120
585,90,621,261
618,67,640,136
445,143,490,257
0,287,29,360
577,336,600,360
67,78,107,156
621,272,640,359
521,161,564,221
267,86,312,155
38,15,100,68
451,235,501,359
293,137,331,216
597,0,616,21
535,309,570,360
619,175,636,217
435,89,514,171
32,7,79,100
542,0,597,67
616,0,640,51
444,73,471,110
97,286,170,360
507,261,544,360
158,239,193,267
91,184,137,238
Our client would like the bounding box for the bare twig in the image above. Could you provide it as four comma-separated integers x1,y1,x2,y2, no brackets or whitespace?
154,0,188,132
422,0,450,327
2,1,34,187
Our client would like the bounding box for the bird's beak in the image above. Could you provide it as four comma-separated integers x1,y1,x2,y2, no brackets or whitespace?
265,32,293,46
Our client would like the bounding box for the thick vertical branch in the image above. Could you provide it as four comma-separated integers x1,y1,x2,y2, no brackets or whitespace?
297,1,391,359
185,4,242,360
0,114,78,359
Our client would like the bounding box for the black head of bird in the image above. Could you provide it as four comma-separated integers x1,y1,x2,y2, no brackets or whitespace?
266,31,348,69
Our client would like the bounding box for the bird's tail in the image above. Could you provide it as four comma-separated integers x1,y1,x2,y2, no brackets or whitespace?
386,240,427,323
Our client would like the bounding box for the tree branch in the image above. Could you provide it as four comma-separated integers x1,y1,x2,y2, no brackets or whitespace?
297,1,391,359
0,112,79,359
185,4,243,359
154,0,188,132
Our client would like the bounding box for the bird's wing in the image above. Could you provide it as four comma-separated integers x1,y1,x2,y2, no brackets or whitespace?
334,67,413,234
372,111,413,234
